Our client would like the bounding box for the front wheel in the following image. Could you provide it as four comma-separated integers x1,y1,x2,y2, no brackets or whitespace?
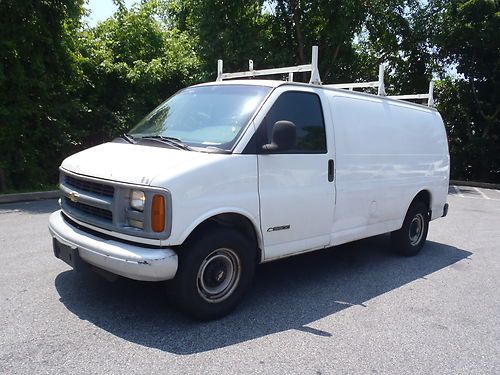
391,202,429,256
171,227,255,320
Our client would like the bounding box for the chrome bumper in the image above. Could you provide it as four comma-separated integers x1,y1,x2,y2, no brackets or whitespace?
48,210,178,281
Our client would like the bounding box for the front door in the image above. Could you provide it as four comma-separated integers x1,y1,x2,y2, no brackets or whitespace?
257,90,335,260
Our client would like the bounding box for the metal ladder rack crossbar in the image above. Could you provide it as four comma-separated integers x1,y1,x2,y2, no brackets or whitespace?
324,64,387,96
217,46,321,85
216,45,434,107
389,81,434,107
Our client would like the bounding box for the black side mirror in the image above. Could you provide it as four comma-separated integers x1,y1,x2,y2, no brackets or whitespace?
262,120,296,152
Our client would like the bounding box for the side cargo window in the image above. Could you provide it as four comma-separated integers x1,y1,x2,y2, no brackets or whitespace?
260,91,327,153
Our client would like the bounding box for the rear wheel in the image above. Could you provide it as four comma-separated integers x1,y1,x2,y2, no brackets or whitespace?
171,227,255,320
391,202,429,256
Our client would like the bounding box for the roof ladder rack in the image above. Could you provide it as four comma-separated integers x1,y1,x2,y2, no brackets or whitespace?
388,81,434,107
325,64,386,96
215,46,435,107
216,46,322,85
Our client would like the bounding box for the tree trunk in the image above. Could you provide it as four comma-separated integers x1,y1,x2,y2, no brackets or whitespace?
290,0,305,65
0,167,7,192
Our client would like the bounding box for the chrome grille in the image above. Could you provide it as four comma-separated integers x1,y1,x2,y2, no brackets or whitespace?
65,175,114,197
64,198,112,222
59,170,172,239
60,172,115,227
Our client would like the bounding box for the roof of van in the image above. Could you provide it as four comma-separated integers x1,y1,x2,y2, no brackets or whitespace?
194,79,438,112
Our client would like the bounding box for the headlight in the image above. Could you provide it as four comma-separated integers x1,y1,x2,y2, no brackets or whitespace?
130,190,145,211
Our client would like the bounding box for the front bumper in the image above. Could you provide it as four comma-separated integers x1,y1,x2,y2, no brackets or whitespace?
48,210,178,281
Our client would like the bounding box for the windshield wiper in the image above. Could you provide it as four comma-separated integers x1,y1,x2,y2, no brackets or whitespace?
120,133,136,144
138,135,192,151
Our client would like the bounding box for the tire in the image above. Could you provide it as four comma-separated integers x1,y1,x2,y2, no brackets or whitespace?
391,201,429,256
171,227,256,320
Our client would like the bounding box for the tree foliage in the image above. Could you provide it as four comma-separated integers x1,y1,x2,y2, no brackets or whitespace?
0,0,199,191
0,0,498,192
432,0,499,181
0,0,84,191
70,1,200,148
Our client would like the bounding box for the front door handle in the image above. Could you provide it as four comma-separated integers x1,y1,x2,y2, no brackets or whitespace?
328,159,334,182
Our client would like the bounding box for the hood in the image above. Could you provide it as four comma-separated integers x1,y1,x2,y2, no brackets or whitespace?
61,142,218,186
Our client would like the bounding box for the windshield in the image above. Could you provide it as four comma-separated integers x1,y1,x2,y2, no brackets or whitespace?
129,85,271,151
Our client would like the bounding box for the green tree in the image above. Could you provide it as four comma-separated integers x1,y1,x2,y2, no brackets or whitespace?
167,0,268,79
359,0,436,94
69,1,200,148
0,0,84,191
268,0,370,83
1,0,498,192
433,0,499,181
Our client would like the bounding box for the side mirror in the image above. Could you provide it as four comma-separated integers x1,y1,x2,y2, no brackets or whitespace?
262,120,296,152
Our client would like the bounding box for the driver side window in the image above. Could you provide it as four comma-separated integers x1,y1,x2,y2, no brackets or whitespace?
260,91,327,154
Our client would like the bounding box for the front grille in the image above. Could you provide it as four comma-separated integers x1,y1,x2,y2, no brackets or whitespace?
65,175,114,197
60,171,170,239
64,198,113,222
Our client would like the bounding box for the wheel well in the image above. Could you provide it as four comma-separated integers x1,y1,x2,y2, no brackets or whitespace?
185,213,262,263
412,190,431,212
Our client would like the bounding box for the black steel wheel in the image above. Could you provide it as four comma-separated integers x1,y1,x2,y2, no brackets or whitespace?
171,227,255,320
391,201,429,256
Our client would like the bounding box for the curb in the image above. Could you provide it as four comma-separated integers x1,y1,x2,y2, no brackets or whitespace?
450,180,500,190
0,190,59,204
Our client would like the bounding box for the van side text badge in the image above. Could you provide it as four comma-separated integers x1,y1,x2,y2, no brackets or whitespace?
267,225,290,233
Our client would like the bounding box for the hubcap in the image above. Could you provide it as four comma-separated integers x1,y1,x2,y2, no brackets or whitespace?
197,248,241,303
409,213,425,246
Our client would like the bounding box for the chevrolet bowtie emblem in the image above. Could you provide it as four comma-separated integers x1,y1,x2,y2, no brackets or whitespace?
68,191,80,203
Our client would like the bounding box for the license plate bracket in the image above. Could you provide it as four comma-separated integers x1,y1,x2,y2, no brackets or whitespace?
53,239,84,270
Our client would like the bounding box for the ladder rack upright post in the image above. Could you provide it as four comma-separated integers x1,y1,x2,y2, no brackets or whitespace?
377,64,386,96
428,81,434,107
309,46,321,85
216,59,223,82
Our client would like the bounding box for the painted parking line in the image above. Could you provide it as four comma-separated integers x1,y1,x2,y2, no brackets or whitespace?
473,187,491,200
449,186,500,201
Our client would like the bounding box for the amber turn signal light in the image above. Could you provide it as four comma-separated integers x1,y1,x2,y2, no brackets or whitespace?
151,195,165,232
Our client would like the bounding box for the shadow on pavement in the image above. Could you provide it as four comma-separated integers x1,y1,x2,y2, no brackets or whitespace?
54,236,471,355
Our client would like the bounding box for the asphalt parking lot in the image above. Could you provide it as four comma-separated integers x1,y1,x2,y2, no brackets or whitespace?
1,187,499,374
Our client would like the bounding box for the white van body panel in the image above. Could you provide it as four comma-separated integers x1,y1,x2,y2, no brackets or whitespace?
61,142,223,186
256,85,336,260
326,91,449,245
150,154,261,248
61,144,263,249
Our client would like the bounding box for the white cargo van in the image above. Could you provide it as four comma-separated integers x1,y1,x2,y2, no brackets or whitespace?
48,47,450,319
